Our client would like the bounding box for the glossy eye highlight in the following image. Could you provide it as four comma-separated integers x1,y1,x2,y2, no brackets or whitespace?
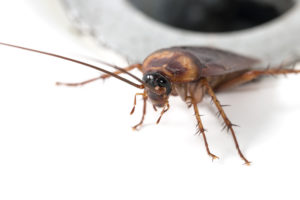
142,72,171,95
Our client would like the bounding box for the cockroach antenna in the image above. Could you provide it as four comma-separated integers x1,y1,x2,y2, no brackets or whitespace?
0,42,145,89
1,41,300,165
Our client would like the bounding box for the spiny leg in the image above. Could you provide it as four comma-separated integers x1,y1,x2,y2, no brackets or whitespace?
132,91,147,130
156,102,170,124
201,78,250,165
216,68,300,91
192,98,219,161
56,64,141,87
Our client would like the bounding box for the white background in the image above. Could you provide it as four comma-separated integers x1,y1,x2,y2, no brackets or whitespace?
0,1,300,200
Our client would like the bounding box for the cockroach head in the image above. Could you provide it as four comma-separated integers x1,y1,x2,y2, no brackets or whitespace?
143,72,172,107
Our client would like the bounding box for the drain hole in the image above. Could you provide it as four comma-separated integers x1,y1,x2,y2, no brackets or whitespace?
129,0,294,32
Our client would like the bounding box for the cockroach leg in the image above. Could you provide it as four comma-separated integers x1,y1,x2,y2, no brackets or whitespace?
130,92,146,115
152,105,157,112
185,96,193,108
100,64,142,79
56,64,143,87
5,42,300,164
156,102,170,124
216,68,300,91
192,98,219,161
132,91,147,130
201,78,250,165
56,76,103,87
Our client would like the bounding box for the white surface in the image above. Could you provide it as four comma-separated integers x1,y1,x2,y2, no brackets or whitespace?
0,1,300,200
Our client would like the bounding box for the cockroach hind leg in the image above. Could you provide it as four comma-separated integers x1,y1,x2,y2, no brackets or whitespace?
215,66,300,91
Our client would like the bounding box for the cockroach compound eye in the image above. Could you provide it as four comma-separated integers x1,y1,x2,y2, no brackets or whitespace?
143,72,172,94
1,42,299,165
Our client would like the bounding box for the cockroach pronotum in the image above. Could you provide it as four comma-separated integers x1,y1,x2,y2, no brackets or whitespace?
1,42,299,165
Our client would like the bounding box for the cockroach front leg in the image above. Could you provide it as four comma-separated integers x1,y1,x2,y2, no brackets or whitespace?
56,76,104,87
201,78,250,165
56,64,142,87
192,98,219,161
131,91,148,130
156,102,170,124
130,92,146,115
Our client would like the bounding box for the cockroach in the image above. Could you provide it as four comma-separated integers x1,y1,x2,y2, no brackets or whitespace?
1,42,299,165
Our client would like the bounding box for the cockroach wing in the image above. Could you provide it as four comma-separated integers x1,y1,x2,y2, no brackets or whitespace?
173,47,261,76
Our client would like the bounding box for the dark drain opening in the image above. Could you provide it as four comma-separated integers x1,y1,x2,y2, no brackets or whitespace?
129,0,294,32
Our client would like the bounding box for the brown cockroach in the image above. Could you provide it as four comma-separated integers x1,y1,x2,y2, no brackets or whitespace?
1,42,300,165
